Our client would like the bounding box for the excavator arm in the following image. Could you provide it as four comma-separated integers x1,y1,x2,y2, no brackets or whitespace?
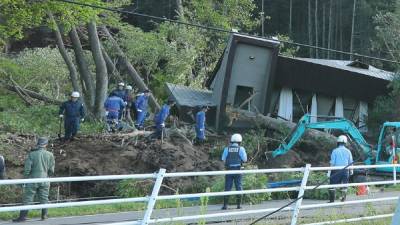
272,114,373,165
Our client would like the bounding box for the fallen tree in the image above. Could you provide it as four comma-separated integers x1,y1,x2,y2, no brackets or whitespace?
1,82,62,105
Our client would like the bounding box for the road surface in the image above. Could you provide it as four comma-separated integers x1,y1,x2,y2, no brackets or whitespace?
1,190,398,225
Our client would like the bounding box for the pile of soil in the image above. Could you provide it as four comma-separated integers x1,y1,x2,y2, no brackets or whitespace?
1,132,223,197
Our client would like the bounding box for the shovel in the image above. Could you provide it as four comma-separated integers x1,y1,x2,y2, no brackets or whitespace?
58,117,63,140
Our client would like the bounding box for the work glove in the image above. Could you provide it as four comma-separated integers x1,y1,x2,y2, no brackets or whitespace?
350,170,354,176
124,101,127,106
81,118,85,122
59,114,63,118
327,171,331,178
137,109,142,112
105,111,109,116
161,123,165,128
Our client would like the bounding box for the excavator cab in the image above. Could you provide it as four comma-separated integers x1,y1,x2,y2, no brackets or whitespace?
375,123,400,173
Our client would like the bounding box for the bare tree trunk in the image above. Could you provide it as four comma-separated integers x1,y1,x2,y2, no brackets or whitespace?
88,21,108,118
315,0,319,58
69,27,95,108
308,0,313,57
175,0,184,19
101,26,161,111
322,3,326,58
289,0,293,37
350,0,357,60
49,13,80,93
327,0,333,58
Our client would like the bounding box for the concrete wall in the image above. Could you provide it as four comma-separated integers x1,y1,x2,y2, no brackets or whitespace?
226,43,273,113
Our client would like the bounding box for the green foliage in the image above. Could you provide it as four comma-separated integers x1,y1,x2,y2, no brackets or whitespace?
0,0,106,40
116,179,153,198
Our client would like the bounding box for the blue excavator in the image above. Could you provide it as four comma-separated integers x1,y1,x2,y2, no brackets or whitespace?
272,114,400,173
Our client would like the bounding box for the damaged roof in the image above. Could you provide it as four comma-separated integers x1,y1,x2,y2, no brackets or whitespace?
166,83,214,107
294,57,394,81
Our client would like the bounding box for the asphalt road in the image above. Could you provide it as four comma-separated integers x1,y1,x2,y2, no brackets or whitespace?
1,191,398,225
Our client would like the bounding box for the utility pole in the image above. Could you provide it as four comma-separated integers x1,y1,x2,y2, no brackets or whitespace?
350,0,357,60
289,0,293,37
261,0,265,36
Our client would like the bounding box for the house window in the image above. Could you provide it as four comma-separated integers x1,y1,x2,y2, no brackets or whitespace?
234,85,254,111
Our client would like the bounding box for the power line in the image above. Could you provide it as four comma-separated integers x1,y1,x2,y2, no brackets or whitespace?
53,0,399,65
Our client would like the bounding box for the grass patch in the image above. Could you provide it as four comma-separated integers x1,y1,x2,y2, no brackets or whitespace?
0,90,103,136
0,199,200,221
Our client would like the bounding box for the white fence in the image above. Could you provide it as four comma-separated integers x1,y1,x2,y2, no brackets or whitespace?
1,164,400,225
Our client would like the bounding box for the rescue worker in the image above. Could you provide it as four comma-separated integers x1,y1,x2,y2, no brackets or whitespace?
59,92,85,141
124,85,134,124
0,154,5,179
327,135,353,203
135,90,150,130
221,134,247,210
195,106,208,145
113,82,127,101
104,91,125,132
13,137,55,222
153,100,175,139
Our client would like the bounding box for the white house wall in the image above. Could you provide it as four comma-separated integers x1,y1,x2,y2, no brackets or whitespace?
276,88,370,129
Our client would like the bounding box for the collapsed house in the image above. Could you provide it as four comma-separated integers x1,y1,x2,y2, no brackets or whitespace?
166,33,394,131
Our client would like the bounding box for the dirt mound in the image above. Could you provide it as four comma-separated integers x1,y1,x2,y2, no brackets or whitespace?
1,132,223,196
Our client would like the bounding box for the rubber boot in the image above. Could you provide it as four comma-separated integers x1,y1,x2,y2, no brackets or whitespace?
328,189,335,203
236,195,242,209
221,196,228,210
41,209,48,220
340,190,347,202
12,210,28,222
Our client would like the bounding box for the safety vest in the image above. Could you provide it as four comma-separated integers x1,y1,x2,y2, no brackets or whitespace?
225,146,241,168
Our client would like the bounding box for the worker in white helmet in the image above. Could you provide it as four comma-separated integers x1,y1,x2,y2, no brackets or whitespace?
59,91,85,141
327,135,353,203
221,133,247,210
112,82,127,120
124,85,134,124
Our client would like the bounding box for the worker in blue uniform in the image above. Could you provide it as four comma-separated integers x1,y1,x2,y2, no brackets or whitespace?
0,154,5,179
135,90,150,130
327,135,353,203
59,92,85,141
112,82,127,120
104,91,125,132
195,106,208,145
221,134,247,210
153,100,175,139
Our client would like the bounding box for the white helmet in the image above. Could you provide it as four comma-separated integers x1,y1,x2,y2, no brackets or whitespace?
71,91,80,98
118,82,125,86
231,133,243,143
126,85,133,90
337,135,348,144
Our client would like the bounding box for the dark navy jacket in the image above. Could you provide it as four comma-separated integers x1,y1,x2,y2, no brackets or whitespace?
113,89,127,101
59,100,85,120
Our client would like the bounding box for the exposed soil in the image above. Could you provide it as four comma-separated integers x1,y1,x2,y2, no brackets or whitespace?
0,132,224,197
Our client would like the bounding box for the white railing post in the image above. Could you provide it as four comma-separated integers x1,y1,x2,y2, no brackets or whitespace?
141,168,166,225
290,164,311,225
391,197,400,225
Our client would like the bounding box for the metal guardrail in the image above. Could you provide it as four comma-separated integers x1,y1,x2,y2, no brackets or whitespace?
1,164,400,225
